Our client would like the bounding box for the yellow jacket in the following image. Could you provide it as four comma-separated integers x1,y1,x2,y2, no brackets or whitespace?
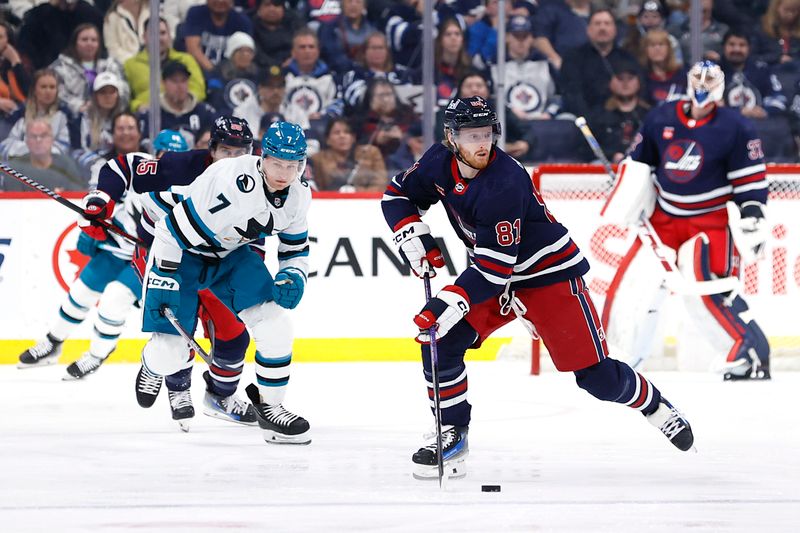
124,49,206,112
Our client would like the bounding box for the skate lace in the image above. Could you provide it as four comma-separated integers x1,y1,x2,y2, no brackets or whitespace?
424,428,458,451
75,355,101,373
169,390,192,410
660,410,687,440
28,340,55,359
264,405,299,426
224,395,250,416
138,367,161,395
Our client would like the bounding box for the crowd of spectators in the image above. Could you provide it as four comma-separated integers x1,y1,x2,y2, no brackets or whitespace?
0,0,799,194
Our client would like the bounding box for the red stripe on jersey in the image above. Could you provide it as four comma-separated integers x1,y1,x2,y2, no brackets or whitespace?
629,374,649,409
386,184,404,196
210,366,241,377
475,256,513,275
393,215,422,232
531,241,578,273
429,379,468,399
731,172,766,186
668,194,732,210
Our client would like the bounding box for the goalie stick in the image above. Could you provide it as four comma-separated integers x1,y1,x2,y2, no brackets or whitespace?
573,117,738,296
422,267,446,488
0,162,146,248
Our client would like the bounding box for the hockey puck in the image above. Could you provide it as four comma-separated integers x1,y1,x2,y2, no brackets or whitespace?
481,485,501,492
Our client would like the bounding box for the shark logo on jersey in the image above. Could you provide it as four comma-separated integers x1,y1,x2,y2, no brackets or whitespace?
234,215,274,241
663,139,704,183
236,173,256,193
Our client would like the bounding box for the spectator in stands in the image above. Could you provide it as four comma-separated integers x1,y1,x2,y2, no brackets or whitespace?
183,0,253,73
309,116,387,191
467,0,499,68
356,77,417,160
50,23,129,116
0,21,29,129
233,67,288,136
386,120,423,178
194,124,213,149
560,9,639,118
251,0,305,70
752,0,800,66
0,68,74,158
383,0,462,69
621,1,684,65
305,0,342,31
282,27,342,129
341,31,412,111
533,0,591,70
138,60,216,146
104,0,147,64
318,0,376,74
492,14,560,121
639,29,687,105
16,0,104,70
206,31,259,115
88,110,146,181
720,29,787,119
587,61,650,164
433,17,474,107
2,118,84,191
676,0,728,63
124,17,206,113
78,71,128,152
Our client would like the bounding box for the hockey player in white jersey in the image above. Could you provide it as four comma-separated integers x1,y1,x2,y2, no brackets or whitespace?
140,121,312,444
16,129,190,380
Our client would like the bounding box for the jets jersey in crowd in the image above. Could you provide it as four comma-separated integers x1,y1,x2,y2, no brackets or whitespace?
382,143,589,304
144,155,311,278
629,99,768,217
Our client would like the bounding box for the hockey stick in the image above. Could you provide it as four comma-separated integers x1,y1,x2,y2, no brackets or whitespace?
422,268,445,488
162,307,211,365
573,117,738,296
0,162,147,248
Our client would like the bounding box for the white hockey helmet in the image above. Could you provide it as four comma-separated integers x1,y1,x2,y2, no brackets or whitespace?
687,60,725,108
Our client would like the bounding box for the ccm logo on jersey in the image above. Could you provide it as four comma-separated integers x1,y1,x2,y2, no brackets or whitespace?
663,139,704,183
147,275,179,289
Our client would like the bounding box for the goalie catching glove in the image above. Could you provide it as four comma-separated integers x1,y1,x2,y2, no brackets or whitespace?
729,202,768,263
77,190,115,241
413,285,470,342
393,220,445,277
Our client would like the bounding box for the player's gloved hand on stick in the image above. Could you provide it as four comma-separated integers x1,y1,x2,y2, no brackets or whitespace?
78,190,115,241
392,220,445,277
737,202,768,260
144,264,181,328
76,231,99,257
272,268,305,309
414,285,470,343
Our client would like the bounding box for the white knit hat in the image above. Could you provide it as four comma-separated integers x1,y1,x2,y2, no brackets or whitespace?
225,32,256,59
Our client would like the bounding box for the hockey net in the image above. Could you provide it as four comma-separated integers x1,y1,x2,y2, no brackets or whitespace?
509,164,800,374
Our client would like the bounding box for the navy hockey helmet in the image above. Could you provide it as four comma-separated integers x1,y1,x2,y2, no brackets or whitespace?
443,96,501,136
209,115,253,151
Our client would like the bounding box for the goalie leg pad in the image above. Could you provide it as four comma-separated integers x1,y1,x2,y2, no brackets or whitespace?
600,158,656,225
240,301,293,405
141,332,193,377
90,280,138,359
574,358,662,414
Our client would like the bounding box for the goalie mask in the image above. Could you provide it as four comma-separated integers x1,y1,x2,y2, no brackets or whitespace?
687,60,724,108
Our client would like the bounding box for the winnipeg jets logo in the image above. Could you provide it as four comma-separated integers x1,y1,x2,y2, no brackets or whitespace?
663,139,704,183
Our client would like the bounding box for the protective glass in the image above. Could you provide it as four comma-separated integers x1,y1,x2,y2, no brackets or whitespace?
452,127,495,146
214,144,252,159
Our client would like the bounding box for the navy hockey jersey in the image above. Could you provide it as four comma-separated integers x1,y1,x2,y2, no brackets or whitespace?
629,100,768,217
382,143,589,305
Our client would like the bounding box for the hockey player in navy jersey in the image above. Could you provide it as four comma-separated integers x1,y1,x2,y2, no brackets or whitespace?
382,96,696,480
605,60,771,380
139,121,312,443
83,117,260,429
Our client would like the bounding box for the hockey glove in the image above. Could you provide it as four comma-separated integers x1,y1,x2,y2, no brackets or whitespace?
144,264,181,328
78,190,115,241
413,285,470,343
76,231,99,257
272,268,305,309
734,202,768,262
392,220,445,277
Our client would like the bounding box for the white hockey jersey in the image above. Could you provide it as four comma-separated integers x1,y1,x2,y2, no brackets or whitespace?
143,155,311,278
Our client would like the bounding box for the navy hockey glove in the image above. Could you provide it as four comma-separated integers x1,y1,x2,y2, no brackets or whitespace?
413,285,470,343
272,268,305,309
392,220,445,277
144,264,181,328
76,231,99,257
78,190,115,241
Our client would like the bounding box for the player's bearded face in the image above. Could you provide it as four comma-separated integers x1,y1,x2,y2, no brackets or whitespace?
454,126,493,169
262,155,305,190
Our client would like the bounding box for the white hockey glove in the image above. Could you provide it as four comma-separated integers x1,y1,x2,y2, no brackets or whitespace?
729,202,768,263
413,285,470,343
392,220,445,277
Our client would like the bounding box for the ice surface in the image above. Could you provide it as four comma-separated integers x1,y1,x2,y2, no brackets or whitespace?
1,361,798,532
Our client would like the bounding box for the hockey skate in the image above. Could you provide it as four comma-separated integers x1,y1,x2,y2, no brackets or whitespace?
722,358,771,381
63,353,105,380
202,371,257,425
245,384,311,444
646,398,695,451
17,334,63,369
412,425,469,480
135,365,163,408
168,389,194,432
